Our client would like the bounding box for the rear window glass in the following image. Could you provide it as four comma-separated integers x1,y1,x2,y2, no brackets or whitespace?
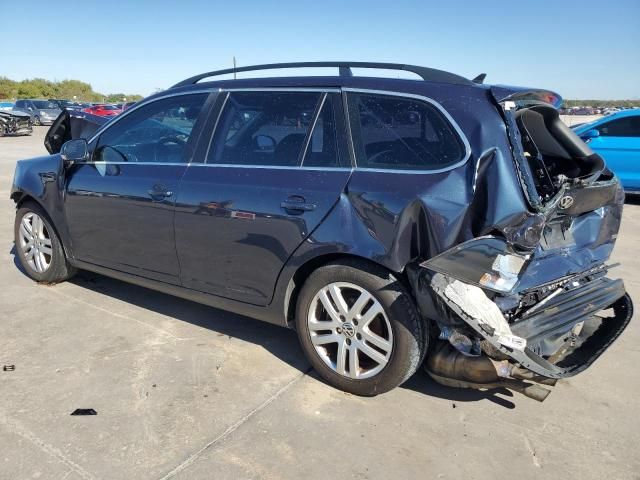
348,93,465,170
207,91,321,167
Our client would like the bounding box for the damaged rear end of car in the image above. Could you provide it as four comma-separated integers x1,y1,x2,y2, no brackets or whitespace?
407,85,633,401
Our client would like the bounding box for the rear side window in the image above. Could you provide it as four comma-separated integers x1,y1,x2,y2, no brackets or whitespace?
347,93,466,170
207,91,321,167
597,116,640,137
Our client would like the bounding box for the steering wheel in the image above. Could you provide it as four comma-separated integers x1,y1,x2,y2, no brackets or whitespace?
155,135,187,162
367,149,396,165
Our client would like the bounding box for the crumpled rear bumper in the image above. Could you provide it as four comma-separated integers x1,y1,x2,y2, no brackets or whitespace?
507,277,632,378
428,272,633,379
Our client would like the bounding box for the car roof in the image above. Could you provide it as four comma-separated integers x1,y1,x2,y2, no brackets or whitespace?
138,62,561,111
161,61,487,98
159,75,488,104
603,108,640,119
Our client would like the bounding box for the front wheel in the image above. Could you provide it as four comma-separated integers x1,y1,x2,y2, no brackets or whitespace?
33,116,41,126
14,202,76,283
295,260,426,396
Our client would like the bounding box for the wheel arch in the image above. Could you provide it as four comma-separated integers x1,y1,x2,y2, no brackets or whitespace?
283,252,411,328
13,193,72,259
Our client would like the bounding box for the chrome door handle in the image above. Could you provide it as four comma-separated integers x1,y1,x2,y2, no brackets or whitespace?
148,188,173,200
281,197,316,213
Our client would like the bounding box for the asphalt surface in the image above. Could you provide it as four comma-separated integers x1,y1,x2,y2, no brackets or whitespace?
1,127,638,480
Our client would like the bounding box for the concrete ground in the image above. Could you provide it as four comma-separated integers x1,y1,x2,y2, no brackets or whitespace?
0,127,638,480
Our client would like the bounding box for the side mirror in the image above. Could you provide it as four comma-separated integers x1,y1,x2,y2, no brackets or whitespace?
580,128,600,140
60,139,89,166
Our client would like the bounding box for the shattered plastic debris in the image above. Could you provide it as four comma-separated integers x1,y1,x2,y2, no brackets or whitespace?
431,273,526,351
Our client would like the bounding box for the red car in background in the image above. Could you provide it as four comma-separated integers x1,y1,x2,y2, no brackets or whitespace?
82,104,122,117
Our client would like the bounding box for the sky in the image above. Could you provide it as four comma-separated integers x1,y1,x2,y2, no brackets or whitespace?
1,0,639,99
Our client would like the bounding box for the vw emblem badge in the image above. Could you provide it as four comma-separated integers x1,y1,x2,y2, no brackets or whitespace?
559,195,574,210
342,322,356,338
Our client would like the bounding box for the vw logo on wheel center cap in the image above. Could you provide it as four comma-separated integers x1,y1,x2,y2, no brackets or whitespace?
342,322,356,338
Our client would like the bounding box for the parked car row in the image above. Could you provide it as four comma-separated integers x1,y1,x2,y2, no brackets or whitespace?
0,98,139,136
560,106,638,115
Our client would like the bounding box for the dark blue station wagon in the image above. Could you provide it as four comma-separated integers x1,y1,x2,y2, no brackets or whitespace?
11,62,633,400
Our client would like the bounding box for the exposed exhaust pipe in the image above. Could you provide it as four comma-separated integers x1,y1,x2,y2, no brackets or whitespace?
425,342,553,402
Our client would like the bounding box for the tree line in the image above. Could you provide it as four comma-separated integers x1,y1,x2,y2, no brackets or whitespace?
0,77,144,103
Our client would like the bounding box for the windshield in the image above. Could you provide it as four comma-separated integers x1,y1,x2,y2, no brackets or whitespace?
102,105,121,110
32,100,58,109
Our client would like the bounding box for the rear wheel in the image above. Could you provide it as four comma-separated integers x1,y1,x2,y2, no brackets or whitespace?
14,202,76,283
295,260,426,396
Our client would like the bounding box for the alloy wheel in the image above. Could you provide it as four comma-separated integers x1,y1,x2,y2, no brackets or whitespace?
19,212,52,273
307,282,393,379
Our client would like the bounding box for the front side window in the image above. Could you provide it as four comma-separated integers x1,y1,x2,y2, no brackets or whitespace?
207,91,322,167
597,116,640,137
347,93,466,170
93,93,207,163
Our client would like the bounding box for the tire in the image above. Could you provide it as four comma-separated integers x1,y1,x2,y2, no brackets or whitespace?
295,259,426,396
33,116,41,126
14,202,76,283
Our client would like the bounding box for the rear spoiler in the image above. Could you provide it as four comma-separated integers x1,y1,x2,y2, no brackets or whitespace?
490,85,563,109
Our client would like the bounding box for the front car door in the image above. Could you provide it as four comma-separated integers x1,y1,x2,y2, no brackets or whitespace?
175,89,352,305
589,114,640,191
64,92,212,284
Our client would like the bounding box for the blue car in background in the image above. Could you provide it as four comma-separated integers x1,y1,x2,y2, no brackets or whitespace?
573,109,640,194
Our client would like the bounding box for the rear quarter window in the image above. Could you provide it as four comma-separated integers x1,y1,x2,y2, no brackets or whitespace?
347,92,466,171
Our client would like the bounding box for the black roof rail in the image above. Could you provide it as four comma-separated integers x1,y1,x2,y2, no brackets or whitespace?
171,61,473,88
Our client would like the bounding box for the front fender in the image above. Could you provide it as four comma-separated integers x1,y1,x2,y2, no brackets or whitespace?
11,154,73,256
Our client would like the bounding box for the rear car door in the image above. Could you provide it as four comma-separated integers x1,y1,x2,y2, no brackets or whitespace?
64,92,212,284
589,115,640,190
175,89,352,305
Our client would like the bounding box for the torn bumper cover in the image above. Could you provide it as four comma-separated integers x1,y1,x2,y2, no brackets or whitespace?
429,272,632,379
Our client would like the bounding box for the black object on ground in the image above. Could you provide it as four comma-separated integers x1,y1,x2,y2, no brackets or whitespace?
70,408,97,416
